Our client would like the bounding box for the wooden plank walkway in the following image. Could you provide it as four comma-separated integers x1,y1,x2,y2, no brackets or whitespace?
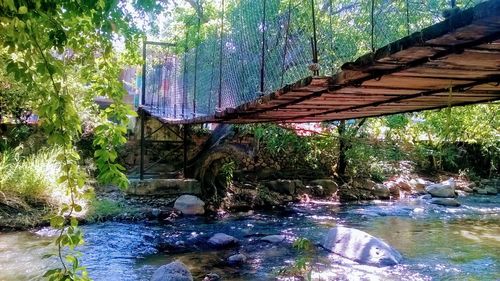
147,0,500,124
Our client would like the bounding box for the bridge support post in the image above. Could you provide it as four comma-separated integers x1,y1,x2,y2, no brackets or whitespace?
183,124,190,178
139,109,145,180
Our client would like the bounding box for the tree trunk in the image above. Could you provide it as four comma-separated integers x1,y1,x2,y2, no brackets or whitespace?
337,120,347,178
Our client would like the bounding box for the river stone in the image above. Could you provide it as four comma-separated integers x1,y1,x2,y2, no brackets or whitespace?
227,253,247,265
321,226,402,267
476,186,498,195
371,183,390,199
208,233,239,248
425,182,455,198
485,186,498,195
430,198,461,207
385,182,399,198
442,178,456,189
174,195,205,215
395,179,412,192
309,179,339,195
203,273,221,281
409,178,427,194
151,261,193,281
460,185,474,193
419,194,432,200
265,180,296,195
151,208,161,217
260,235,285,243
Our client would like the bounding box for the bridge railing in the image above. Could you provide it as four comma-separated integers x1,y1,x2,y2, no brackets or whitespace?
141,0,488,121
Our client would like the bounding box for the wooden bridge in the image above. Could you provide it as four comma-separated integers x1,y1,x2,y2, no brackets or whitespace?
136,0,499,179
141,0,499,125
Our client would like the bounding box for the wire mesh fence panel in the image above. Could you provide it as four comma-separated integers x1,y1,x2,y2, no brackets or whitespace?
142,0,490,121
143,44,182,118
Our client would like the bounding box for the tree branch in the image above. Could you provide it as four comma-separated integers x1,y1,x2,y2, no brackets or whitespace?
184,0,204,21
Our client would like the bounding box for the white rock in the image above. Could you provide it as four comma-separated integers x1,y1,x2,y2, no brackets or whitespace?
425,183,455,198
174,195,205,215
322,226,402,267
442,178,456,189
151,261,193,281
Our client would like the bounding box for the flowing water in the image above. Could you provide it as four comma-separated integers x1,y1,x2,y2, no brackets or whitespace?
0,195,499,281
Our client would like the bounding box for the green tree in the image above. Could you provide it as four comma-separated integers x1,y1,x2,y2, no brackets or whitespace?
0,1,160,279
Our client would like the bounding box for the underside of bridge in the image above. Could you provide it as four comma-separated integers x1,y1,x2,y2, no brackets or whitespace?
145,0,500,125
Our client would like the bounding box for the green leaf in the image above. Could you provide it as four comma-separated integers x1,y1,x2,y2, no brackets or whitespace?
57,175,68,184
73,204,82,212
50,215,65,228
18,6,28,14
70,217,78,227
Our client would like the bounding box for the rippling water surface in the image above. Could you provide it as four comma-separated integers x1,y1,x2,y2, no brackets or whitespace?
0,195,498,280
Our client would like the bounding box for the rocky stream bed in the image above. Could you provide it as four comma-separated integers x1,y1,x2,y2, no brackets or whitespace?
0,190,499,281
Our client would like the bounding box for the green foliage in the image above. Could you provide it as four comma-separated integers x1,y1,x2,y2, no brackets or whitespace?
293,237,313,252
404,104,499,175
0,0,160,278
239,124,312,169
254,125,308,157
278,237,315,280
0,124,33,151
86,198,128,222
236,103,498,180
220,160,236,187
0,57,33,123
344,139,377,176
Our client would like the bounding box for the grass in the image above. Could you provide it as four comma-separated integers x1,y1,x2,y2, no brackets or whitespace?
0,147,73,229
0,148,64,208
0,147,146,229
86,198,127,222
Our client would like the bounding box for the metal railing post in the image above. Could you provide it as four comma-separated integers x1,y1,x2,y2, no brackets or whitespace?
310,0,319,76
182,31,188,119
260,0,267,95
371,0,375,52
218,0,225,110
193,1,201,117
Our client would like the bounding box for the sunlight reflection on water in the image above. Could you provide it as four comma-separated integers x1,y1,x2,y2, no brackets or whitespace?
0,195,498,280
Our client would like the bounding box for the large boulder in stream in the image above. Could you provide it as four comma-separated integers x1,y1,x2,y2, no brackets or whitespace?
338,179,390,201
322,226,402,267
425,179,456,198
308,179,339,197
174,195,205,215
151,261,193,281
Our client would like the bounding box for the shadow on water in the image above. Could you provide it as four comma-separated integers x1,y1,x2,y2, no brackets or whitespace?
0,195,498,280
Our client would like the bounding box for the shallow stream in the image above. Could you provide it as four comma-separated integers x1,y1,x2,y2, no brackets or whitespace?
0,195,498,280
